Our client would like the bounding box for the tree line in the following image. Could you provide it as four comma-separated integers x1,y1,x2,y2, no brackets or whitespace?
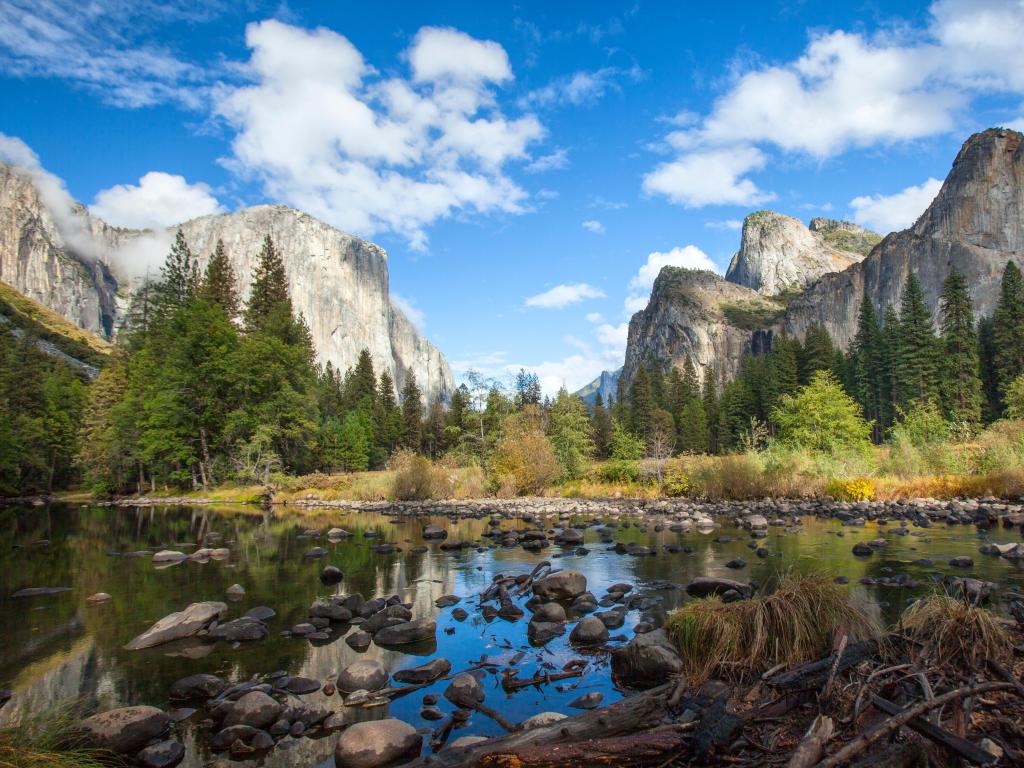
613,263,1024,456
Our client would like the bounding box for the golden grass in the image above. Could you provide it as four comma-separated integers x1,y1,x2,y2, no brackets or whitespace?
901,593,1014,670
0,280,112,358
0,706,115,768
665,573,880,683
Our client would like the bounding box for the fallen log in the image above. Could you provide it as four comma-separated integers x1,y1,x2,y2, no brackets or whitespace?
812,682,1015,768
769,641,877,690
405,683,671,767
478,723,694,767
869,694,997,765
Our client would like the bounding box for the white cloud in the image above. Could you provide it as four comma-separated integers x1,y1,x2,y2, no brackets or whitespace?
523,66,642,109
644,0,1024,208
705,219,743,230
1007,116,1024,131
585,312,604,323
643,146,774,207
0,1,212,108
90,171,224,229
525,148,568,173
597,322,629,348
587,196,628,210
582,219,605,234
624,245,720,316
391,292,426,331
524,282,605,309
849,177,944,234
214,20,544,250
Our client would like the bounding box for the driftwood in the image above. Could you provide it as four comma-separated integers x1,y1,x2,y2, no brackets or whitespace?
477,723,694,767
812,682,1015,768
405,683,672,767
769,641,877,690
869,694,997,764
787,715,834,768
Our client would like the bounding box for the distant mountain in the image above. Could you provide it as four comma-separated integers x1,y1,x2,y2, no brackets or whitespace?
575,368,621,406
0,162,454,402
621,127,1023,389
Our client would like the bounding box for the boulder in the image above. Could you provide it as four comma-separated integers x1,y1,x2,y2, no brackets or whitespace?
444,673,484,708
521,711,566,729
533,571,587,602
423,524,448,540
527,621,565,645
684,577,752,599
124,602,227,650
570,616,609,645
338,660,389,692
152,550,187,564
569,691,603,709
530,602,567,623
310,599,352,622
81,706,170,754
223,691,282,729
334,719,421,768
86,592,112,604
136,739,185,768
346,630,372,651
949,556,974,568
374,618,436,646
169,673,226,701
393,658,451,685
225,583,245,598
208,616,268,642
320,566,344,585
611,629,685,689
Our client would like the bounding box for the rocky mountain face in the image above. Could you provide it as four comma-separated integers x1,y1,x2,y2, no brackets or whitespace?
725,211,871,296
0,162,454,402
575,369,621,406
782,128,1023,347
622,128,1023,389
621,268,778,387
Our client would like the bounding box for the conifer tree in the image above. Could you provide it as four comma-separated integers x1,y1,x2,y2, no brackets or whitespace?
992,261,1024,400
200,239,239,318
591,392,614,459
702,365,719,454
243,235,291,333
977,316,1001,421
799,324,836,384
375,371,402,455
938,270,982,424
548,389,595,480
678,397,708,454
849,298,886,440
894,274,940,409
766,333,800,414
629,366,654,441
154,230,198,318
344,350,378,412
400,373,423,451
881,305,900,429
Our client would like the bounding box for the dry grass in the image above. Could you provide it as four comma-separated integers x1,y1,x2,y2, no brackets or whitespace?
0,706,115,768
665,573,880,683
901,593,1014,671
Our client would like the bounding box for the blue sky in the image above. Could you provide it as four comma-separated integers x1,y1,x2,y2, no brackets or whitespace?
2,1,1023,394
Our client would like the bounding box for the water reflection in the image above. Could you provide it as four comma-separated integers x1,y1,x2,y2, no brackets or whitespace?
0,503,1022,767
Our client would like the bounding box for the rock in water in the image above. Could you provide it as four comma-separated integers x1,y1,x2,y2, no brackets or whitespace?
11,587,71,598
684,577,753,599
611,629,685,689
338,660,389,692
444,673,484,708
124,602,227,650
533,571,587,601
223,691,282,729
374,618,436,646
136,739,185,768
393,658,451,684
169,673,227,702
80,706,171,753
334,719,421,768
570,616,609,644
521,711,567,729
320,566,344,585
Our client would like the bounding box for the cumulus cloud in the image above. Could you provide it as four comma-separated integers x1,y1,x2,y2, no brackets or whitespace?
850,177,944,234
597,322,629,348
585,312,604,323
644,0,1024,208
643,146,774,207
215,20,544,250
90,171,224,229
582,219,605,234
705,219,743,230
525,283,605,309
623,245,719,316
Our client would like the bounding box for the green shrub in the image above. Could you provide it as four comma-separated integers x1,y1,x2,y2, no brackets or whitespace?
772,371,872,455
662,467,691,497
598,459,641,483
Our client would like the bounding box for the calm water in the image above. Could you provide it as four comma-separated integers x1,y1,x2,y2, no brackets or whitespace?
1,502,1023,767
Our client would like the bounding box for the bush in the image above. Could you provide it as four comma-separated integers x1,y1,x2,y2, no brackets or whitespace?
688,452,767,500
489,412,560,495
390,450,453,501
772,371,872,455
825,476,875,501
598,459,641,483
662,464,691,497
973,419,1024,474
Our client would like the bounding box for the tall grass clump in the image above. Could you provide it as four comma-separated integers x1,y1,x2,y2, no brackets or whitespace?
688,452,767,500
390,451,453,501
665,573,879,682
0,706,114,768
901,593,1013,670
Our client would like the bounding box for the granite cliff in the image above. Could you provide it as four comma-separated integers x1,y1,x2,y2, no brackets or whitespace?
0,161,454,401
621,128,1022,389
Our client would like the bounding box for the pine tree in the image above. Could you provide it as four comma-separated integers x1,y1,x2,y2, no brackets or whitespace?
678,397,708,454
938,270,982,424
648,363,667,412
400,373,423,451
375,370,402,454
244,235,291,333
894,274,940,409
344,350,378,412
702,365,720,454
849,298,886,440
154,230,198,318
992,261,1024,401
200,239,239,318
978,315,1001,421
548,390,595,480
629,366,654,441
514,369,542,409
766,333,800,415
591,392,614,459
799,325,836,384
881,305,900,429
